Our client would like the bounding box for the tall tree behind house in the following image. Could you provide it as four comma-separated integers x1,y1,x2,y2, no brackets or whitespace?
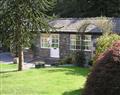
53,0,120,17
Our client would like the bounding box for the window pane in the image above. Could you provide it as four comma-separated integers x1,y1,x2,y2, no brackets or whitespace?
70,35,77,50
51,34,59,48
70,45,76,50
84,45,91,50
70,34,92,50
70,35,81,50
52,44,58,48
84,35,91,40
84,41,90,45
52,39,58,43
70,40,76,45
83,35,92,50
76,45,80,49
52,35,59,39
41,34,50,48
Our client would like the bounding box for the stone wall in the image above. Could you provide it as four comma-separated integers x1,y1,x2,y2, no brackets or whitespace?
33,34,50,58
59,33,70,58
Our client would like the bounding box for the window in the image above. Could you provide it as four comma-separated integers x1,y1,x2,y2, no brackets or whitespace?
41,34,59,48
0,41,2,48
83,35,92,51
70,35,76,50
51,34,59,48
70,35,92,51
41,34,50,48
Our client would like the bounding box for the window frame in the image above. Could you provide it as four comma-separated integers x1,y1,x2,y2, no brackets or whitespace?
41,34,59,49
41,34,50,48
51,34,59,48
70,35,77,50
70,34,92,51
83,35,92,51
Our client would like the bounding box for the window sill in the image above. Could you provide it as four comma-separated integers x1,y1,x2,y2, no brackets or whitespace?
41,47,50,49
70,49,92,52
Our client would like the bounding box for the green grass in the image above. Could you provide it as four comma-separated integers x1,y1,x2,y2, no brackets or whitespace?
0,64,89,95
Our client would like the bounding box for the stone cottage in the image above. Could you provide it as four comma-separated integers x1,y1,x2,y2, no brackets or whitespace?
33,18,120,64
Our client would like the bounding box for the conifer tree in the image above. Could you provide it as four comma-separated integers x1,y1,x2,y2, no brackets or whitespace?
0,0,55,71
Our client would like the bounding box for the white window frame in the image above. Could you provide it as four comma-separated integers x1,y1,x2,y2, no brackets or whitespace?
70,35,77,50
41,34,59,49
41,34,50,48
83,35,92,51
70,34,92,51
51,34,59,48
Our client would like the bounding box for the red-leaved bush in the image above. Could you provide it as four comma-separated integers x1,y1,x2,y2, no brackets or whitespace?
82,40,120,95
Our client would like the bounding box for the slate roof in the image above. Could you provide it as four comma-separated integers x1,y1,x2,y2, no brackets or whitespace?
50,18,120,33
112,18,120,33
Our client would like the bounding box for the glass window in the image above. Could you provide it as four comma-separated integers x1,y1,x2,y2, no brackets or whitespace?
41,34,50,48
51,34,59,48
83,35,92,51
41,34,59,48
70,35,92,51
70,35,77,50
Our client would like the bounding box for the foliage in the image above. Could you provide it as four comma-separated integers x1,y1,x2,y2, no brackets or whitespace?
59,51,86,67
53,0,89,17
0,64,89,95
74,51,86,67
0,0,55,70
82,41,120,95
59,54,75,64
94,33,120,63
53,0,120,17
59,50,86,66
95,17,113,34
85,0,120,17
0,0,55,48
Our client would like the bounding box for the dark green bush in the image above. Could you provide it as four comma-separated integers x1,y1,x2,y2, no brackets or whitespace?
59,51,86,67
74,51,86,67
59,55,73,64
82,40,120,95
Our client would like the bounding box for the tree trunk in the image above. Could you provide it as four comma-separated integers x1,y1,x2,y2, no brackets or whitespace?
18,46,24,71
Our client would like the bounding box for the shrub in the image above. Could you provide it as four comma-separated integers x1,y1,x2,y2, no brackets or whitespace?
94,33,120,63
74,51,86,67
82,40,120,95
59,51,86,67
59,55,74,64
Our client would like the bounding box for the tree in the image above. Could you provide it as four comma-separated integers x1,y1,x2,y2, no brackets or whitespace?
87,0,120,17
0,0,55,71
53,0,120,17
53,0,89,17
95,17,113,34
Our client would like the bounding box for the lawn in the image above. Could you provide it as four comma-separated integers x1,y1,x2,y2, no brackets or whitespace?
0,64,89,95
